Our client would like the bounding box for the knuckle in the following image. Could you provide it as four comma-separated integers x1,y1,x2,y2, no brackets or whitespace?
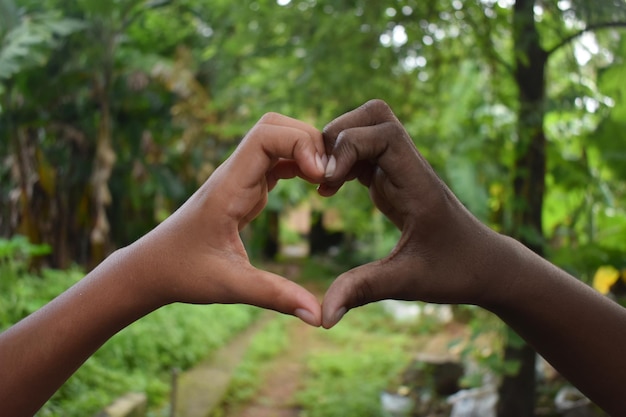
363,99,391,117
365,98,389,111
352,277,376,308
388,122,407,139
334,130,358,160
244,123,267,144
322,121,340,142
259,112,281,124
362,99,394,128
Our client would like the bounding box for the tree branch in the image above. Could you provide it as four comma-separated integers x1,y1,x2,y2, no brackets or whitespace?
546,21,626,57
463,4,514,75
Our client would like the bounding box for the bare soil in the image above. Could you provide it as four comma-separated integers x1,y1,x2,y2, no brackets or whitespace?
221,318,318,417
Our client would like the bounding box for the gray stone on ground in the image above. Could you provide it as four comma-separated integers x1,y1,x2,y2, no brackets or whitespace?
94,392,147,417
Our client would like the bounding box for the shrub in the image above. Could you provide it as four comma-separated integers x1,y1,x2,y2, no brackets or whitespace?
39,302,259,416
0,236,261,416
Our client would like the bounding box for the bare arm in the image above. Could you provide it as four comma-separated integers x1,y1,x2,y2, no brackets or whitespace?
0,251,159,417
486,235,626,414
0,112,327,416
319,99,626,415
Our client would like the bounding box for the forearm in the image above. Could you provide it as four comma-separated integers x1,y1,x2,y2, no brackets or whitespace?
483,235,626,414
0,247,158,416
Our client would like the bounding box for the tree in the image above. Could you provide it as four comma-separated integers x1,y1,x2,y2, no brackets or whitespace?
2,1,625,412
1,0,227,266
0,0,84,264
499,2,626,414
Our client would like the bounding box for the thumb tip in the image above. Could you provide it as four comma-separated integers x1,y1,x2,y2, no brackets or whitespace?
322,306,347,329
324,155,337,178
295,308,321,327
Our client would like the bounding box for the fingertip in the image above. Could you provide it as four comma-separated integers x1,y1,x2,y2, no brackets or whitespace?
322,306,347,329
299,147,327,182
295,308,321,327
245,269,322,325
317,183,338,197
298,128,327,180
324,155,337,178
313,152,330,178
291,286,322,327
315,153,325,174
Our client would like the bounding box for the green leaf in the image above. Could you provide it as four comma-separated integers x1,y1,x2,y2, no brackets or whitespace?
0,13,84,79
42,17,86,37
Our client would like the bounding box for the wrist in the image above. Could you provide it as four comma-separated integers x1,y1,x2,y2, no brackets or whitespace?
102,244,167,314
473,232,535,313
466,230,520,310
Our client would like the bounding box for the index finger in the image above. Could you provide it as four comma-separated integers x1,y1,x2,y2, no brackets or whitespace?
322,100,422,183
261,112,326,157
227,113,326,186
322,99,398,151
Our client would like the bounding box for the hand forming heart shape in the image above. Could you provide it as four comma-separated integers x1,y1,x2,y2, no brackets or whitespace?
5,102,624,417
133,100,501,329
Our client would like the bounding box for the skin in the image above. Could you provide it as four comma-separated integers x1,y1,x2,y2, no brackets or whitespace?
2,101,625,415
0,112,327,417
318,99,626,415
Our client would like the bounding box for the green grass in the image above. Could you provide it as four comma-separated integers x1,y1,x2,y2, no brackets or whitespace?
211,303,420,417
37,301,260,416
297,303,415,417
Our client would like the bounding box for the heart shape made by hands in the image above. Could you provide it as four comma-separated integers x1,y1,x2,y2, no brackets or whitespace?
210,100,491,329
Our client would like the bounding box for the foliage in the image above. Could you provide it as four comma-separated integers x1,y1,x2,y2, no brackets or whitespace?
0,235,53,326
0,2,84,82
454,309,524,388
36,302,258,416
0,235,51,277
1,0,624,270
0,247,260,416
1,0,626,413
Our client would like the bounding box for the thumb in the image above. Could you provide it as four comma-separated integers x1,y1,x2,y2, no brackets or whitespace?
240,267,322,327
322,260,408,329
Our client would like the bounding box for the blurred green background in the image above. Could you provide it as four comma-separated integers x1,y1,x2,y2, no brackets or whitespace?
1,0,625,415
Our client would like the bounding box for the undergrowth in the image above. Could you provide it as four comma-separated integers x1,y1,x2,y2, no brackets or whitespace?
38,302,259,416
211,314,290,416
297,303,414,417
0,237,260,417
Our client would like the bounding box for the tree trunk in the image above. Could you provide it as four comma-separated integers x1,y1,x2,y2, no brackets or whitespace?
89,100,116,266
89,32,117,267
497,0,548,416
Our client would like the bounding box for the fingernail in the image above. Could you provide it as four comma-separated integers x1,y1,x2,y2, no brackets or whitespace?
295,308,319,327
321,153,328,166
315,153,325,174
325,155,336,178
333,306,347,325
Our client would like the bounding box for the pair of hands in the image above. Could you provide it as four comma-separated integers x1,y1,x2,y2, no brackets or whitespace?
7,100,624,416
131,100,500,328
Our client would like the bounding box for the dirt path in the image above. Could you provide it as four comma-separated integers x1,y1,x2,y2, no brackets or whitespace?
221,318,317,417
174,313,276,417
219,261,327,417
217,263,468,417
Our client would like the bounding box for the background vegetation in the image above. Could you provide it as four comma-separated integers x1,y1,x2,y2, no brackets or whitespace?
1,0,625,416
0,236,259,416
